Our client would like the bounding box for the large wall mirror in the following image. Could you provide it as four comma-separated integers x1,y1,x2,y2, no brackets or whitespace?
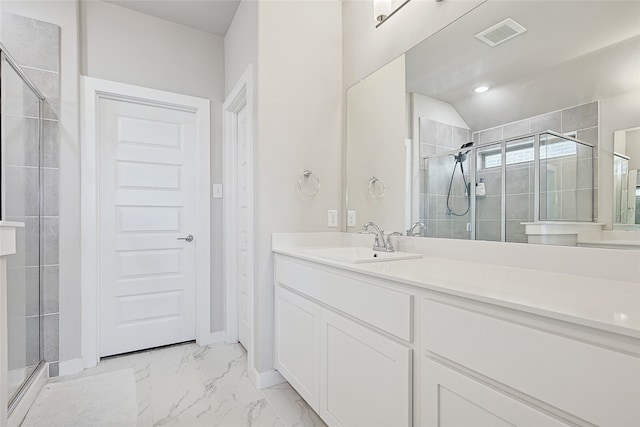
346,0,640,248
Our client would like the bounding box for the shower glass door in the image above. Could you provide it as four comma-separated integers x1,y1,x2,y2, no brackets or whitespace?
1,52,43,407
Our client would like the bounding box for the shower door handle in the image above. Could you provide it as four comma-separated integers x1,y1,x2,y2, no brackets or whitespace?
177,234,194,242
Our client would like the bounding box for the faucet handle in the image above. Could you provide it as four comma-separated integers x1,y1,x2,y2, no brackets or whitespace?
385,232,403,251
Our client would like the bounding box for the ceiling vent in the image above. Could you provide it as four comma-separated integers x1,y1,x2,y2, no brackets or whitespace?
475,18,527,47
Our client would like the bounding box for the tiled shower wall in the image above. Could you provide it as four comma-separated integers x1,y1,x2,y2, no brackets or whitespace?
419,101,598,243
419,118,472,239
472,101,598,242
2,14,61,376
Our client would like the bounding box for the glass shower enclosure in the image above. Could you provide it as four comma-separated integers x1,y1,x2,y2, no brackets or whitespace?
0,46,46,410
422,131,595,243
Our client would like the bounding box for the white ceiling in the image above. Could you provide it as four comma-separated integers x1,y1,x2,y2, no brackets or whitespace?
405,1,640,131
104,0,241,37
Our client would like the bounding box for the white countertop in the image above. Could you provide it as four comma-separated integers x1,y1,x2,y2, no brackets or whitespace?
273,245,640,339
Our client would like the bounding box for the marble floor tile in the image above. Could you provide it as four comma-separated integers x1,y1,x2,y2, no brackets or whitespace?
28,342,321,427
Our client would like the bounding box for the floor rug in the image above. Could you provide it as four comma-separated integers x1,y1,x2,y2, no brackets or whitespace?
21,368,137,427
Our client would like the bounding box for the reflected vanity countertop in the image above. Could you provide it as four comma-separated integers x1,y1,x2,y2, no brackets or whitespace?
273,245,640,339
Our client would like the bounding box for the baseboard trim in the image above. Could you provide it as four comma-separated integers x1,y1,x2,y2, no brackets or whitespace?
58,358,85,377
197,330,226,346
252,368,286,389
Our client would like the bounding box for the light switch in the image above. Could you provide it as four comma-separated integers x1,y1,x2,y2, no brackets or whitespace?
212,184,223,199
347,210,357,227
328,209,338,227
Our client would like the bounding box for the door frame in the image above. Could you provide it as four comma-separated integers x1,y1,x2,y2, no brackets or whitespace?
80,77,211,368
223,66,255,374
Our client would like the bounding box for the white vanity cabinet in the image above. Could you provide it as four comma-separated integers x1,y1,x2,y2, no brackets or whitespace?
420,298,640,427
274,255,413,427
273,251,640,427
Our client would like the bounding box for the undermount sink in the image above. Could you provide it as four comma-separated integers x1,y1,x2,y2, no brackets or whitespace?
303,247,422,264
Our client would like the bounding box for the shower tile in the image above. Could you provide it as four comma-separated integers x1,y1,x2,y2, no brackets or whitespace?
577,126,599,147
530,111,561,133
506,194,530,220
23,68,60,119
435,219,452,239
561,161,577,191
43,120,60,168
576,189,594,221
426,220,437,238
1,64,41,118
24,267,40,317
503,119,530,139
476,127,503,144
436,122,453,151
43,217,59,266
43,265,59,315
562,102,598,132
560,190,577,220
6,267,27,320
26,315,41,367
2,115,40,167
476,220,501,242
436,122,453,149
543,191,562,220
435,195,450,219
506,220,528,244
44,168,60,217
420,143,437,158
477,195,501,221
452,126,471,149
15,217,41,268
7,317,27,371
419,118,437,144
452,220,471,240
506,166,530,195
43,313,59,362
478,170,501,197
1,13,60,72
4,166,40,217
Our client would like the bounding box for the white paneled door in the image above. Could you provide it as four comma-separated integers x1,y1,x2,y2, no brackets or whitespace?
98,97,198,357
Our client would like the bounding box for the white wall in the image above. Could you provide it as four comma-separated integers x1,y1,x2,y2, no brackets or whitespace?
346,56,407,232
224,0,257,97
342,0,482,88
1,0,81,364
80,0,226,333
254,0,343,373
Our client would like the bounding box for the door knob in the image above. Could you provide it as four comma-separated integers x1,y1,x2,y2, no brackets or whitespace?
177,234,194,242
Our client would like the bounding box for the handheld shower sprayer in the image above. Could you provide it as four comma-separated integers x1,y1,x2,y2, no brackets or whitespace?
446,142,474,217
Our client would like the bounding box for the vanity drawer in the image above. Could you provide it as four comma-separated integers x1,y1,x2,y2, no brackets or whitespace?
420,298,640,427
275,255,413,342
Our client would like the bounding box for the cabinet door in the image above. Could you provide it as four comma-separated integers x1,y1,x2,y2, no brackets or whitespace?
421,358,571,427
275,286,321,411
320,310,412,427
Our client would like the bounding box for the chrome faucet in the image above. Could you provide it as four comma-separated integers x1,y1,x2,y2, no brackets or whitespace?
362,222,402,252
406,221,426,237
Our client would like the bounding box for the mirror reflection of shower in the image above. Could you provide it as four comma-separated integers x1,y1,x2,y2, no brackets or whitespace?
446,142,473,216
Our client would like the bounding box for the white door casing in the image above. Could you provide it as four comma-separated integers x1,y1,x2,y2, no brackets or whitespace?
223,66,255,374
236,105,249,349
81,77,211,367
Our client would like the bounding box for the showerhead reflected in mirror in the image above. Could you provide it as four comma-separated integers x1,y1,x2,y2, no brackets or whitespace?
346,0,640,248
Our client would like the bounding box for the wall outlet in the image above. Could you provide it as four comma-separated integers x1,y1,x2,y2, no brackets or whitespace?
212,184,223,199
328,209,338,227
347,210,357,227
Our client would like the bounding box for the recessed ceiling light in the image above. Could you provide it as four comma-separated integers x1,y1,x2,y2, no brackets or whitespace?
474,85,491,93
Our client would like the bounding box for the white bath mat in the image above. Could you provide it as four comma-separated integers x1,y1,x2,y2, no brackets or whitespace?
21,368,138,427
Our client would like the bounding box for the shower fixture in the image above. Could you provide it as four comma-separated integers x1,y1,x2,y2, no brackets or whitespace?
446,142,473,216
